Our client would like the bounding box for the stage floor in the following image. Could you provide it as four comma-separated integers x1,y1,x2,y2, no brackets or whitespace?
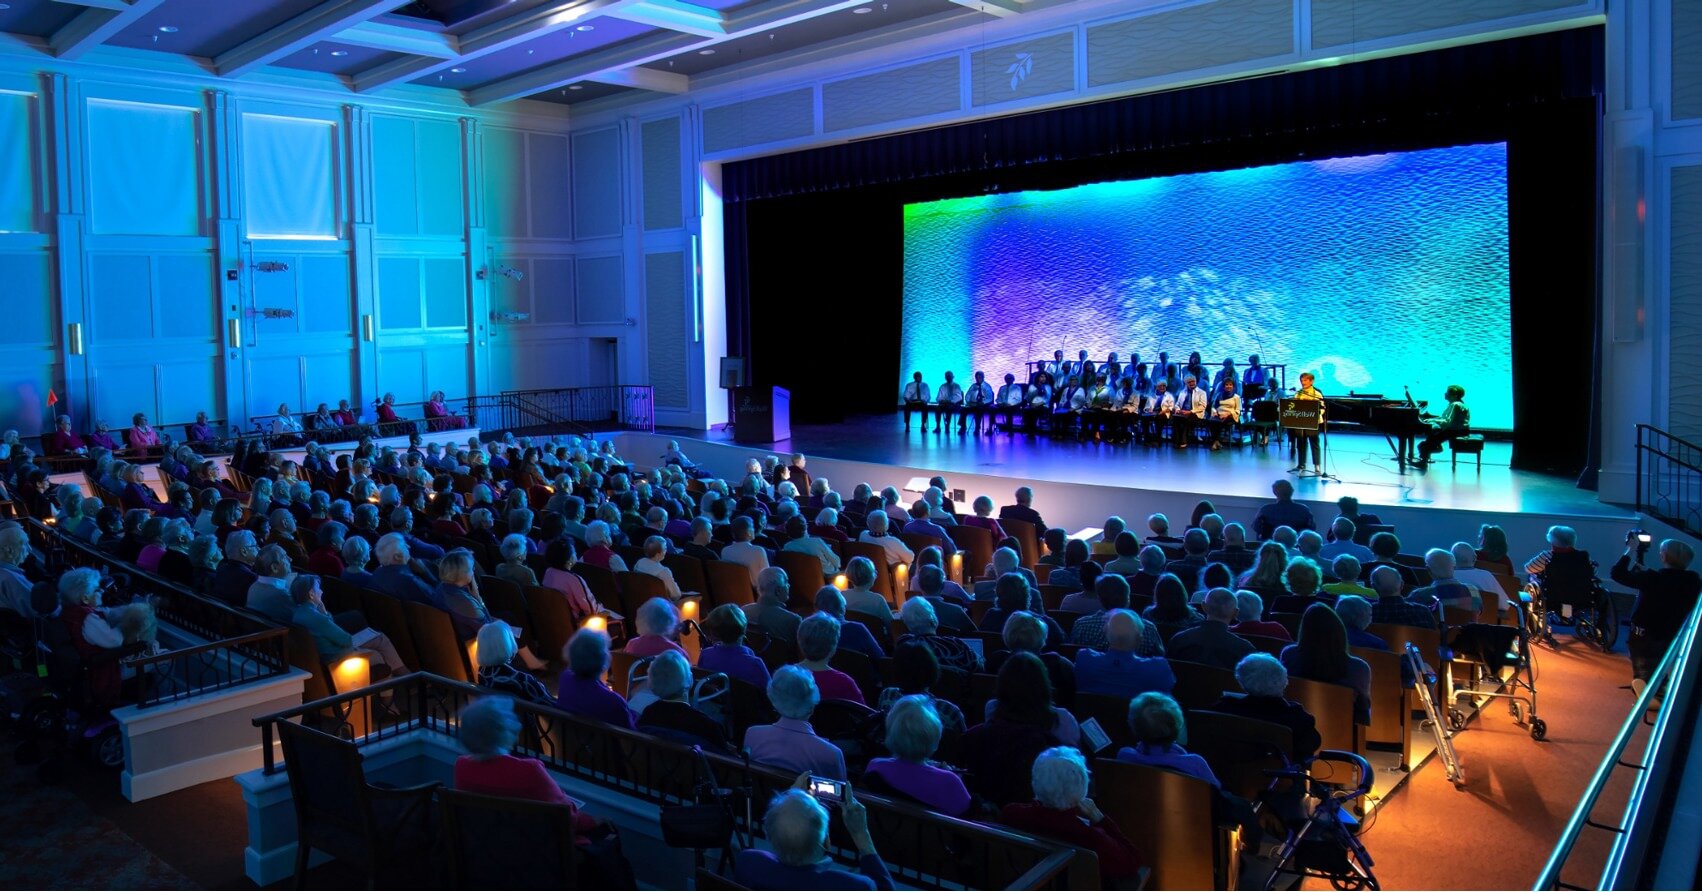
678,414,1625,521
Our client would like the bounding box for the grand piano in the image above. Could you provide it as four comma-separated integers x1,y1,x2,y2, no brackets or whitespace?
1322,394,1430,467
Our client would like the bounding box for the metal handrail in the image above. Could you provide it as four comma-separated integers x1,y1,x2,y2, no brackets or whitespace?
1535,597,1702,889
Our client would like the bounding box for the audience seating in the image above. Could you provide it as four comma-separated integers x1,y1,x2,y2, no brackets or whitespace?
574,564,622,615
358,591,421,671
1169,659,1241,711
400,599,470,682
522,583,580,661
1001,517,1041,571
950,525,995,588
1285,676,1361,755
663,554,708,597
1094,757,1238,890
772,551,825,609
1185,709,1293,803
614,571,668,618
703,560,757,608
439,788,583,886
1352,646,1410,756
840,540,896,599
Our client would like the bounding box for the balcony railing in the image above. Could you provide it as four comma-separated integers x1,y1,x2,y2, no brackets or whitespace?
1636,424,1702,539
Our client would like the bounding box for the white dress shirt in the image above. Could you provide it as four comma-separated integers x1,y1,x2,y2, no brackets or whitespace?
859,530,915,567
902,381,931,403
1068,387,1092,411
783,535,840,574
966,382,994,406
633,556,683,599
998,383,1025,406
721,540,770,587
1144,392,1176,414
1176,388,1208,417
936,382,963,406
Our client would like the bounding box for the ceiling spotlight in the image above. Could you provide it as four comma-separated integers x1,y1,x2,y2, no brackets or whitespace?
330,50,348,56
575,24,594,31
450,67,467,73
158,25,178,33
0,4,12,9
698,48,715,55
852,6,871,12
568,84,583,90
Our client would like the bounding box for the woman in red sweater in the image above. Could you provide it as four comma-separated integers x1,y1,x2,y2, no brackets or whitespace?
1000,747,1144,884
454,696,599,843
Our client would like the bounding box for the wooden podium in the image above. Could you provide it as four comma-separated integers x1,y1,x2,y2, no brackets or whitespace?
734,386,790,443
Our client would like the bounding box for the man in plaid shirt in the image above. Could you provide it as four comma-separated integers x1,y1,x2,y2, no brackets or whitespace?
1069,574,1166,656
1367,565,1437,629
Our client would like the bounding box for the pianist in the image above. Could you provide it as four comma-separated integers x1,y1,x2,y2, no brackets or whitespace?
1415,385,1470,467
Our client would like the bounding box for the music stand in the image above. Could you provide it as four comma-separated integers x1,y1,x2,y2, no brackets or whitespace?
1278,398,1338,481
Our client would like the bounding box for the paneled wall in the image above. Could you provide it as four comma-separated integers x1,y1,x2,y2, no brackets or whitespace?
0,60,581,439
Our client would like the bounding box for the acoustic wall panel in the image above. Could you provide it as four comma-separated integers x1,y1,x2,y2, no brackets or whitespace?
1670,166,1702,443
644,251,688,408
377,256,424,329
85,100,200,236
153,253,216,340
422,257,467,328
157,358,219,423
531,258,575,325
299,255,354,334
0,251,54,346
970,31,1076,108
641,116,683,231
1677,0,1702,121
376,349,425,404
823,57,961,133
87,254,154,338
575,255,624,323
1311,0,1580,49
701,88,813,155
423,345,469,398
0,92,36,233
373,115,464,237
572,127,622,240
242,114,337,239
483,127,528,238
527,132,572,239
1087,0,1293,87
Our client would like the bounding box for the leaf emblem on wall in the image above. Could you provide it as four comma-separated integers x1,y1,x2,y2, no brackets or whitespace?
1006,52,1033,91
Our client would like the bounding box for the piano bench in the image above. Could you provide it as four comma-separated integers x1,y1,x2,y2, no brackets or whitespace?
1451,435,1485,469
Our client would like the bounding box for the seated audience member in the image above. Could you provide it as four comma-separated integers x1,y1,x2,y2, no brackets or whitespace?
1295,530,1326,566
1369,565,1438,629
1281,603,1372,725
1168,588,1256,670
858,510,914,569
697,602,771,689
971,547,1026,602
1070,573,1161,654
305,522,347,579
1365,531,1419,585
1253,479,1315,540
999,747,1144,885
721,516,770,587
1076,610,1176,698
681,517,720,563
745,566,802,647
986,610,1077,707
1335,595,1388,650
782,515,841,575
633,535,685,600
1476,523,1516,576
898,596,981,673
455,696,601,846
1271,556,1328,616
1409,548,1481,611
340,536,377,589
963,496,1006,543
1320,517,1376,562
1117,691,1218,785
625,596,687,657
877,637,967,732
865,695,972,816
1230,590,1293,642
186,535,223,596
1451,542,1509,613
1143,572,1204,628
840,557,895,631
1091,516,1126,560
816,585,885,659
1057,560,1105,614
1045,539,1091,592
1322,555,1375,598
902,500,956,552
492,534,538,588
735,785,890,890
475,621,551,706
245,544,295,623
1100,531,1144,577
796,613,865,704
555,628,636,729
1037,527,1069,567
745,665,849,781
963,654,1078,804
1206,522,1257,575
44,414,87,456
127,412,161,450
636,650,731,751
580,521,629,573
1124,544,1168,601
1165,528,1213,589
913,564,973,632
981,572,1066,647
999,486,1047,531
289,573,406,675
434,550,495,641
1209,654,1322,760
266,508,309,566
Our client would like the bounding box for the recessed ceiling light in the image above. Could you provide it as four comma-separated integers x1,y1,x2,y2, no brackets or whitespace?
575,24,594,31
330,50,348,56
698,48,715,55
852,6,872,12
450,67,467,73
0,4,12,10
568,84,583,90
158,25,178,33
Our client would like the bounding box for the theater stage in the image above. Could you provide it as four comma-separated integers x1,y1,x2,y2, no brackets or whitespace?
621,414,1639,559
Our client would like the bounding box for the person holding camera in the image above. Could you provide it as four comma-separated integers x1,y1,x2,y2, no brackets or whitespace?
1610,532,1702,695
735,773,892,890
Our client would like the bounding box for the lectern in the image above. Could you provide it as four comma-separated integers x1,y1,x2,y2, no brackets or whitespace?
734,386,790,443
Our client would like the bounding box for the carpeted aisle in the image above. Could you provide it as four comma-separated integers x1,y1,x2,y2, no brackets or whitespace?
1344,633,1650,890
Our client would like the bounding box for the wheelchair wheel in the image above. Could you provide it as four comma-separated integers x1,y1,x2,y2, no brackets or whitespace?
1530,719,1548,741
1448,709,1467,731
1592,599,1620,652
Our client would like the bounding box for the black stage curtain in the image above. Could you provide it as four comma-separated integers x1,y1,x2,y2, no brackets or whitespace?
729,27,1602,473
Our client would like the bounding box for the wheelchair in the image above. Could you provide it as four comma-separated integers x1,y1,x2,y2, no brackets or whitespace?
1527,558,1618,652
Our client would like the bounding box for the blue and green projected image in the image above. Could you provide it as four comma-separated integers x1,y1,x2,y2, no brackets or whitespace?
900,143,1513,430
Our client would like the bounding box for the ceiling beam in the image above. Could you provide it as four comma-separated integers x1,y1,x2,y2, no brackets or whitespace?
467,0,871,105
48,0,165,61
584,65,689,93
49,0,129,12
601,0,726,38
332,20,460,58
350,0,635,93
214,0,412,78
948,0,1025,17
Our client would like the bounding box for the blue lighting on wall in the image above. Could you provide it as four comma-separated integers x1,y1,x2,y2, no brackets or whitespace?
900,142,1513,429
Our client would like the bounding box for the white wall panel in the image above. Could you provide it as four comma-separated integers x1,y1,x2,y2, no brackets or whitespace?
373,115,464,237
1087,0,1293,87
823,57,961,133
572,127,622,239
1311,0,1585,49
1669,165,1702,443
701,88,814,155
575,255,624,323
641,117,683,231
0,91,37,233
85,100,200,236
644,250,688,409
242,114,337,239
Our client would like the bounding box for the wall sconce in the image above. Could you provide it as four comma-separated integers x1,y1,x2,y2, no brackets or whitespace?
490,311,531,323
251,261,290,273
